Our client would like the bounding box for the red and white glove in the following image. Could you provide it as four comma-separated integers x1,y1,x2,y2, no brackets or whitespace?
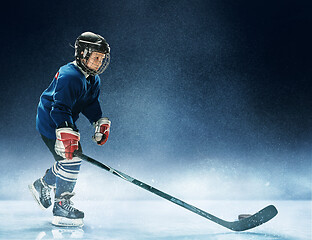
93,117,111,145
55,127,80,160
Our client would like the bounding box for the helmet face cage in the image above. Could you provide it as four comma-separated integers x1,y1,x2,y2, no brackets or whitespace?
80,46,110,76
75,33,110,76
88,51,110,75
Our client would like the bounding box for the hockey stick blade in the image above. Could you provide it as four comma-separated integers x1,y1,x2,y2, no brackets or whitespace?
224,205,278,231
75,152,278,231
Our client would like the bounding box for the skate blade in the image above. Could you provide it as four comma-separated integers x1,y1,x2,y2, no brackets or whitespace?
28,184,48,210
52,216,84,227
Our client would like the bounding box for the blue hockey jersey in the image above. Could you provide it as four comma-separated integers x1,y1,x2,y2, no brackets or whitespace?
36,62,103,139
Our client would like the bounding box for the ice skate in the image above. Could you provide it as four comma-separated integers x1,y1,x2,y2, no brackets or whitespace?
52,192,84,227
29,177,52,210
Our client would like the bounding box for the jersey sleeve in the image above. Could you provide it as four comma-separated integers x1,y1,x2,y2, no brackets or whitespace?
81,76,103,124
50,73,83,127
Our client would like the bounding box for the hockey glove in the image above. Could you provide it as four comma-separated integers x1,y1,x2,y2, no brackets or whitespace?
55,127,80,160
93,117,111,145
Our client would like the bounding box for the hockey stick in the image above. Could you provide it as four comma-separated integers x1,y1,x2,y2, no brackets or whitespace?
75,152,278,231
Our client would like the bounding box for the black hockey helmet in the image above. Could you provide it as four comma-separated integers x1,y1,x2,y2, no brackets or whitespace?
75,32,110,76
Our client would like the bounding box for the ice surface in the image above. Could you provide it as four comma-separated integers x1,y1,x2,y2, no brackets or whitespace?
0,200,310,240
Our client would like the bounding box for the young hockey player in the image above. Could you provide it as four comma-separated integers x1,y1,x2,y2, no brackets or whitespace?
29,32,111,227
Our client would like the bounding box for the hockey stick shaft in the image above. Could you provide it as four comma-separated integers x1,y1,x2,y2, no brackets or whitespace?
75,152,277,231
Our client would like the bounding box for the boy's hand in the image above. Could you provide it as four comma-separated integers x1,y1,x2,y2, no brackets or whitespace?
93,117,111,145
55,127,80,160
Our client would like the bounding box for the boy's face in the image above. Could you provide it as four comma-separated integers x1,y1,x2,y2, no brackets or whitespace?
82,51,106,71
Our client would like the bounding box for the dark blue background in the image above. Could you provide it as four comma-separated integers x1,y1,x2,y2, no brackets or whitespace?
0,0,311,200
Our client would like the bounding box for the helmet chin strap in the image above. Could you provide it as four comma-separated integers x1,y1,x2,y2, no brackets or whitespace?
72,60,89,78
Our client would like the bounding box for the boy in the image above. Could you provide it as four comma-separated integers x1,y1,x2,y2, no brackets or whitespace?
29,32,111,227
